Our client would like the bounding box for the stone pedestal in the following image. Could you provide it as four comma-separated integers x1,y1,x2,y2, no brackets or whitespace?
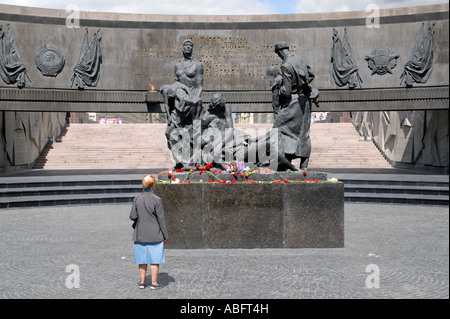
154,176,344,248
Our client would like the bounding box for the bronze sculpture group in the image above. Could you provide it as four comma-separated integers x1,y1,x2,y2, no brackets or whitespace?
161,40,319,172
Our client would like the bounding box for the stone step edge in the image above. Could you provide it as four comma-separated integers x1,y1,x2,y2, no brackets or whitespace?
1,192,447,209
2,175,446,188
0,193,138,208
341,179,449,187
1,186,447,199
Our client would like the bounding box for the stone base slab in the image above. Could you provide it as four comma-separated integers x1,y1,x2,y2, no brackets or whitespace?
154,181,344,249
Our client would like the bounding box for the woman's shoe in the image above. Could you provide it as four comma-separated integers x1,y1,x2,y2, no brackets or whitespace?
149,283,164,290
138,282,146,289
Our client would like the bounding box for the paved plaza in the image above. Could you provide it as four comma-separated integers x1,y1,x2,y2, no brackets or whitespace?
0,202,448,300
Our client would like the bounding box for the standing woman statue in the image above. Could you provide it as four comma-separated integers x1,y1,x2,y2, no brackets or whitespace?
173,39,204,119
160,40,204,170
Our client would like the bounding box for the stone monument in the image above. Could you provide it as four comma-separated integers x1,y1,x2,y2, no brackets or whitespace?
157,40,344,249
160,40,322,173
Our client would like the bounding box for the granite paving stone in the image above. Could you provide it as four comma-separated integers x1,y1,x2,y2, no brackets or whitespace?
0,202,448,299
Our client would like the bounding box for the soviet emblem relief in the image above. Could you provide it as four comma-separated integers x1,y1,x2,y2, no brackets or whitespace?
35,43,65,77
365,47,400,76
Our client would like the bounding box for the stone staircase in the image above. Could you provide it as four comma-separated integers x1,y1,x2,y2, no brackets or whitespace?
308,122,392,169
234,122,392,169
1,171,448,208
33,123,173,169
33,122,391,170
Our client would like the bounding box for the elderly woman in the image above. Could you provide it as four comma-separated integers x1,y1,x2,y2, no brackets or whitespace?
130,174,169,290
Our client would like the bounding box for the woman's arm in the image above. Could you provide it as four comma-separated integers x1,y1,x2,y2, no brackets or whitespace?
155,199,170,241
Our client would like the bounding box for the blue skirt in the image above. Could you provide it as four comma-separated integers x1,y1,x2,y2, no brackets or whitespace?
134,241,165,264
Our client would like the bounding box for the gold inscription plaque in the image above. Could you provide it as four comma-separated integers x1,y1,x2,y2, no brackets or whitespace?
133,35,298,90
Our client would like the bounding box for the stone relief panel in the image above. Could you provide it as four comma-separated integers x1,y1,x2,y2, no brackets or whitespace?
0,24,31,88
365,47,400,76
400,22,436,87
34,43,65,77
330,28,362,89
71,28,102,89
0,16,446,91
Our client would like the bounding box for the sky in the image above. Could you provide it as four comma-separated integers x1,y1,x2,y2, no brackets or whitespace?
0,0,448,15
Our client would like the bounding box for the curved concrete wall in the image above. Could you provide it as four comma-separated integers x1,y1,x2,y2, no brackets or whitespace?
352,109,448,170
0,4,448,171
0,4,448,92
